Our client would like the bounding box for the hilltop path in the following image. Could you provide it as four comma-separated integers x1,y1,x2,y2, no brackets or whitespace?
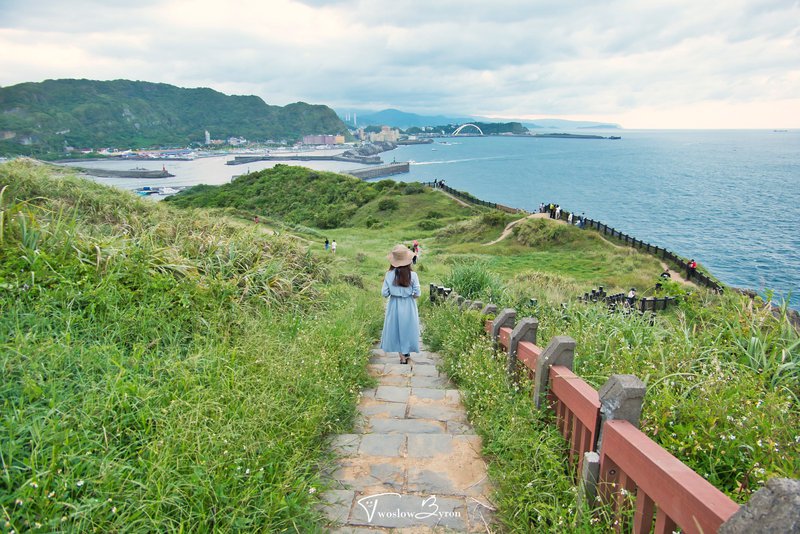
482,212,549,246
320,342,495,531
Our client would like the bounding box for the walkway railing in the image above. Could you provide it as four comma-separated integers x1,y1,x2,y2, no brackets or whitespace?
422,180,724,292
429,285,798,533
572,214,723,292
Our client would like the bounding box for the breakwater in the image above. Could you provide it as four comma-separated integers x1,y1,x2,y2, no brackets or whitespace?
347,162,410,180
78,167,174,179
226,154,382,165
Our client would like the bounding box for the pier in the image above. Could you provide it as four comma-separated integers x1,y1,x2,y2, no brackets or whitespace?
226,154,382,166
346,162,410,180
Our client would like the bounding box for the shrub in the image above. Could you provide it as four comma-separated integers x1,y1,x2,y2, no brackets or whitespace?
377,198,399,211
480,211,510,227
514,218,577,247
418,219,441,231
442,262,505,301
401,182,425,195
426,210,444,219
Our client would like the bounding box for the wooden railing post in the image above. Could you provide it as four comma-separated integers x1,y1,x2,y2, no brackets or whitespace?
719,478,800,533
491,308,516,346
481,303,498,316
596,374,645,450
462,299,473,310
507,317,538,381
455,295,465,308
533,336,576,409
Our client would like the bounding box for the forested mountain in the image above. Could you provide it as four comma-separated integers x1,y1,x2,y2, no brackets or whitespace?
0,79,349,156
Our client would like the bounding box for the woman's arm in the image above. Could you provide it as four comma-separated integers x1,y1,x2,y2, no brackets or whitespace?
411,272,421,298
381,272,391,297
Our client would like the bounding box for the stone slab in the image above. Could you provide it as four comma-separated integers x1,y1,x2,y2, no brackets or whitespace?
410,388,446,400
383,363,413,376
410,375,451,389
348,492,467,530
406,434,454,458
357,400,407,418
408,403,467,423
330,434,361,457
358,434,405,456
369,418,445,434
332,459,406,492
318,489,355,523
374,386,411,403
411,365,440,377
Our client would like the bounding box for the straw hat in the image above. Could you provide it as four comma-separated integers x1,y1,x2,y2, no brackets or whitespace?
387,244,414,267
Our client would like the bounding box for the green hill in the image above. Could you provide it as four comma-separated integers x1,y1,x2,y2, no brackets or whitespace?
165,165,477,229
0,79,349,157
2,160,796,531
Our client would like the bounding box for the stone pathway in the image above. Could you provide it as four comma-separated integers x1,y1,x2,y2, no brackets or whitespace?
320,346,495,532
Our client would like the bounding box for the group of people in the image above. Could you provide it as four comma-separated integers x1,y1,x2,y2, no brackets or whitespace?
539,202,587,228
324,238,337,254
539,202,561,219
431,179,446,189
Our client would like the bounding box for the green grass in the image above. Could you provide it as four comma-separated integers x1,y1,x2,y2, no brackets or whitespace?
0,160,383,531
2,160,797,532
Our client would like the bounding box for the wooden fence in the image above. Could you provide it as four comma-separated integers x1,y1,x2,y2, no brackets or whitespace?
421,179,724,292
564,213,723,292
429,284,798,533
580,286,677,313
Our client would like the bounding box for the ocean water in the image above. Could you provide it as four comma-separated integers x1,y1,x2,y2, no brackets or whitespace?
63,130,799,309
392,131,800,309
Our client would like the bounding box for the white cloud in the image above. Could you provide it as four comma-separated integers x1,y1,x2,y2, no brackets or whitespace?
1,0,798,127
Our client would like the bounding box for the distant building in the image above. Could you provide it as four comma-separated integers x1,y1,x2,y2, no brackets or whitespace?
369,126,400,143
204,130,211,144
302,134,345,145
227,136,247,146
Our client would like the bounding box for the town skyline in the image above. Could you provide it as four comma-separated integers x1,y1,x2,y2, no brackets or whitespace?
1,0,798,129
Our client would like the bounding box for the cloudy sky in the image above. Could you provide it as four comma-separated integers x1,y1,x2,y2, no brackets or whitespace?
1,0,798,128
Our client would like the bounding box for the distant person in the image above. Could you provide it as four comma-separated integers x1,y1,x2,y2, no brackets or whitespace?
567,212,574,224
324,238,330,252
380,244,421,365
539,202,545,213
687,259,697,280
555,205,562,220
580,213,586,228
627,287,637,307
412,240,420,265
660,268,671,279
253,215,259,224
331,240,337,254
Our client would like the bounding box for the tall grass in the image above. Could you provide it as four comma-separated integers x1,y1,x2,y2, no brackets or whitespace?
0,161,382,531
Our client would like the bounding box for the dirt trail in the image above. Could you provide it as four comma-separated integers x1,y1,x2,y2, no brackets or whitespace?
482,212,553,246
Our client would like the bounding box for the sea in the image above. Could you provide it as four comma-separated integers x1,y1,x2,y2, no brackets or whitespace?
63,130,800,309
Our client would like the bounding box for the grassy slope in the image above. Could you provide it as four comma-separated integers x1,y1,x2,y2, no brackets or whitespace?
0,161,382,531
3,162,797,532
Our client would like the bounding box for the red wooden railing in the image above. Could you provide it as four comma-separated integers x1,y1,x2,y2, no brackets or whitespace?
483,317,742,533
548,365,601,475
516,341,542,382
598,420,740,534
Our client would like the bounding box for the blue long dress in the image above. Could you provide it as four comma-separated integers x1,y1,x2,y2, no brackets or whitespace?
380,269,421,354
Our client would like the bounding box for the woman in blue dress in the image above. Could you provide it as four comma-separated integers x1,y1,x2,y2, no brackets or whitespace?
380,245,421,364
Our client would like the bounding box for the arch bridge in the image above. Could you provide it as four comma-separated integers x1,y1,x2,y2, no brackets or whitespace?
451,123,484,136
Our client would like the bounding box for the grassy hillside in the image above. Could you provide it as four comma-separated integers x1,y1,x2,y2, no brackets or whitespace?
3,161,797,532
0,79,349,157
0,160,382,531
166,165,478,230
